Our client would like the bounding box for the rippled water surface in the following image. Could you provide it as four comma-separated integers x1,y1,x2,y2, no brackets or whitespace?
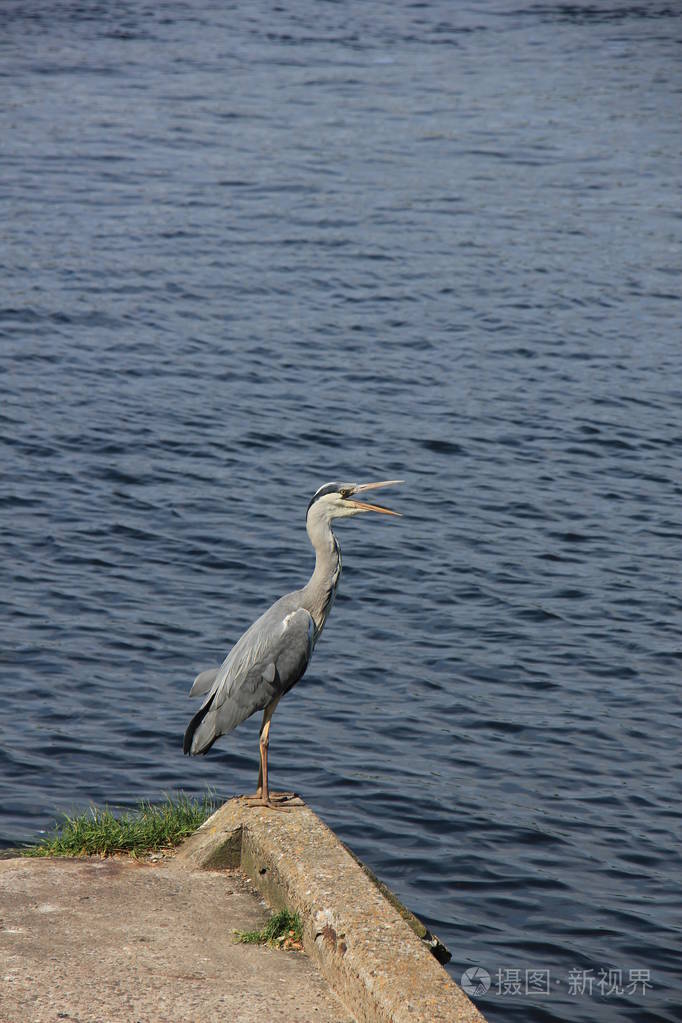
2,3,680,1020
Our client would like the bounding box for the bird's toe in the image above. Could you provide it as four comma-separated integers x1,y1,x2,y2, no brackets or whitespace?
243,795,292,812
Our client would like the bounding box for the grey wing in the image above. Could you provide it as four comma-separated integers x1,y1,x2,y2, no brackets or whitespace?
190,667,220,697
183,605,315,756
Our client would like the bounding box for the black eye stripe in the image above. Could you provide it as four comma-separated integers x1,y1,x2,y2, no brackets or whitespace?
306,482,341,516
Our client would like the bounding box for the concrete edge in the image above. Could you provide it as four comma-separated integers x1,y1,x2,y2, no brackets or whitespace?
340,840,452,965
171,798,486,1023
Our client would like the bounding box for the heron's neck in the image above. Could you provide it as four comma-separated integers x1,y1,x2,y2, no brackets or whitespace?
302,514,342,635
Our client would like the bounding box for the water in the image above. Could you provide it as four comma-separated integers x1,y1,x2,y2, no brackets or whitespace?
1,2,680,1020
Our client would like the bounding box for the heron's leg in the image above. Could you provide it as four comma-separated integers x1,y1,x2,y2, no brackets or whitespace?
252,705,273,799
255,732,264,798
244,699,291,811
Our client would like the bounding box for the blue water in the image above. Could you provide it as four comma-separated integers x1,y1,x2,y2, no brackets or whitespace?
1,3,680,1021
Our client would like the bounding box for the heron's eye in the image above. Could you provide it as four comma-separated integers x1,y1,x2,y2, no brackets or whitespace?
340,488,352,499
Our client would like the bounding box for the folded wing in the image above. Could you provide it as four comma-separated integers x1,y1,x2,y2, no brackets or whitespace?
183,602,315,756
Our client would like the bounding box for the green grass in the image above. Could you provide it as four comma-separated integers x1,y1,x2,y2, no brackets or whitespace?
22,792,218,858
234,908,303,950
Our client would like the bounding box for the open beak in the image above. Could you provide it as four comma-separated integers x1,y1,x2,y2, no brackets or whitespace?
347,479,403,516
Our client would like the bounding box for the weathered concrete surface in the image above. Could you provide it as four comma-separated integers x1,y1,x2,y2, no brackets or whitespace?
174,798,486,1023
0,855,354,1023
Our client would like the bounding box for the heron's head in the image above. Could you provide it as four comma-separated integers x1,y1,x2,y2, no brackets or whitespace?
306,480,402,523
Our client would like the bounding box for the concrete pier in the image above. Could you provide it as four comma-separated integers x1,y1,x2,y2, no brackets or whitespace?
0,855,352,1023
0,798,487,1023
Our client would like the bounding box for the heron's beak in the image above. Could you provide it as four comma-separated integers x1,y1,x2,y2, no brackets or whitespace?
348,479,403,516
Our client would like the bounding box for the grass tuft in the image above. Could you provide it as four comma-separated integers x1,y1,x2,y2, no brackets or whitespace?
22,791,218,858
234,908,303,950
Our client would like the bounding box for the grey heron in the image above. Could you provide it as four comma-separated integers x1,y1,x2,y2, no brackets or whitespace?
183,479,402,809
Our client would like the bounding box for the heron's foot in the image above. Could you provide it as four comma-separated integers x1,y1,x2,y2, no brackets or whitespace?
268,790,298,804
242,790,298,804
243,794,292,812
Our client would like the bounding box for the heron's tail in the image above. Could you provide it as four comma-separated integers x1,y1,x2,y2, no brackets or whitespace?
189,666,220,697
183,692,219,756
